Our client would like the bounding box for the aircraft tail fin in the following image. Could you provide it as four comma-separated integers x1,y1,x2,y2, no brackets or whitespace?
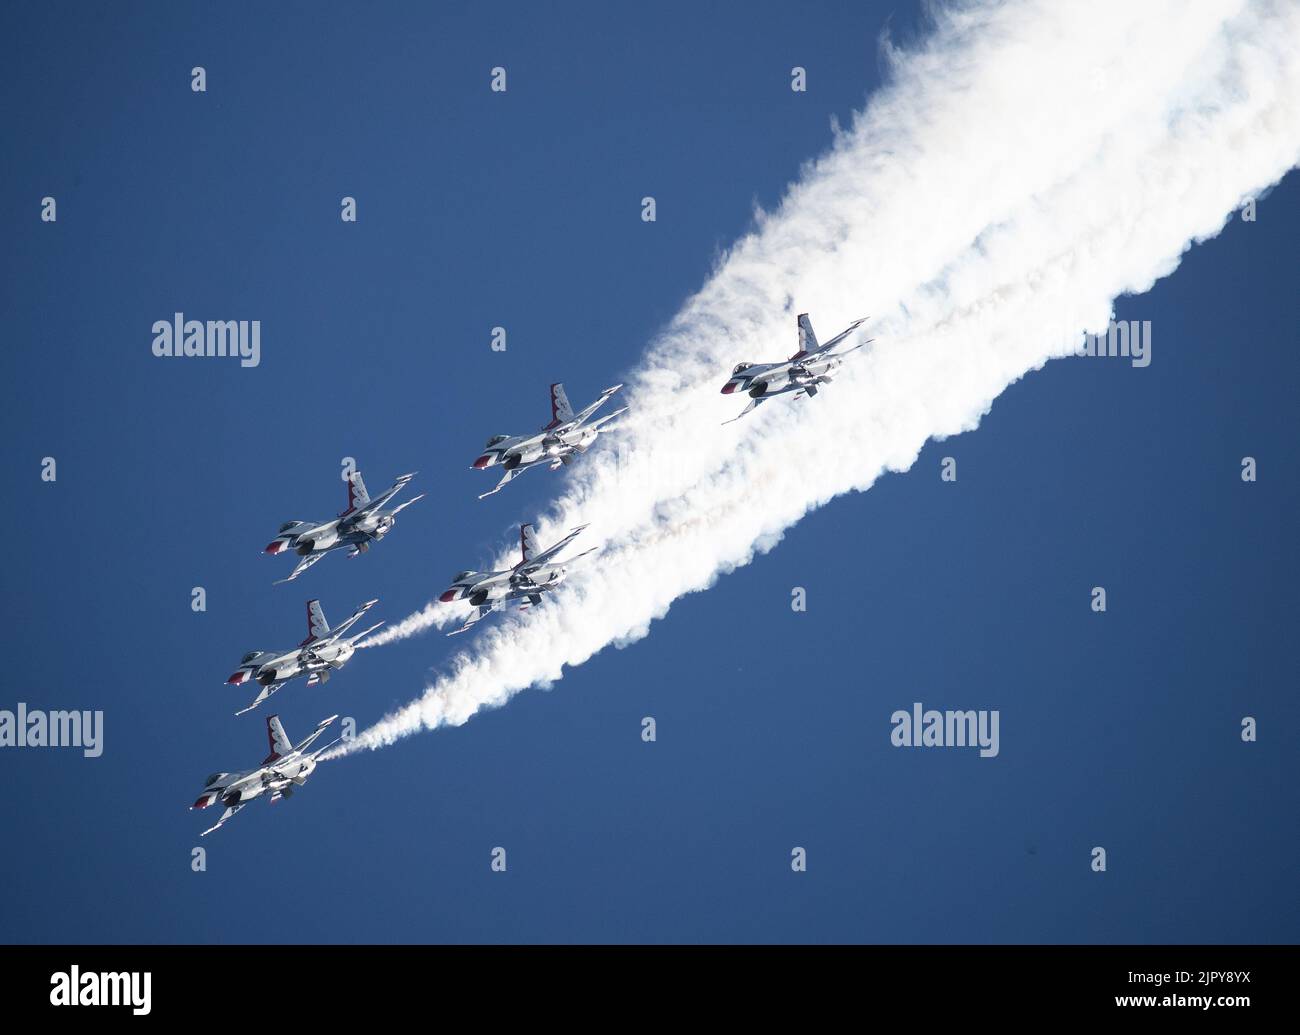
264,715,293,763
342,470,370,515
520,523,541,563
794,312,818,357
548,383,574,428
302,599,329,644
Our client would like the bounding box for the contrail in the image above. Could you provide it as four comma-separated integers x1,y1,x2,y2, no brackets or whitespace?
330,0,1300,756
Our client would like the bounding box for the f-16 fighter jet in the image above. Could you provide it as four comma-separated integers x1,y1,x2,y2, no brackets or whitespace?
264,469,423,584
191,713,339,836
720,313,871,422
439,523,594,635
226,598,382,715
472,383,625,498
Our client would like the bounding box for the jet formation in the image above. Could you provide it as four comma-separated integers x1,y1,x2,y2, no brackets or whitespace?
198,311,871,833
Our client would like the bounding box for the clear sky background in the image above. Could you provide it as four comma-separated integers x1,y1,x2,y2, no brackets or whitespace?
1,1,1296,943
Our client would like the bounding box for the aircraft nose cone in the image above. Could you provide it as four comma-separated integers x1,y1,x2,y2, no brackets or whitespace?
264,541,284,554
192,796,211,810
439,590,458,603
721,382,738,395
226,672,246,685
472,455,491,469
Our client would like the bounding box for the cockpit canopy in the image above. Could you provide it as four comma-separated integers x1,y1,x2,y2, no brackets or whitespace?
732,363,750,374
241,651,262,665
485,434,509,447
453,570,474,582
204,772,225,786
277,521,300,533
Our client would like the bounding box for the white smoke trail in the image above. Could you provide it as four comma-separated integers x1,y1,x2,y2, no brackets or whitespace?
331,0,1300,756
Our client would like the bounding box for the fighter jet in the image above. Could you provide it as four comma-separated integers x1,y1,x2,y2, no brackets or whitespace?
720,313,871,422
439,523,594,635
264,468,423,583
226,598,382,715
472,383,625,498
191,713,339,836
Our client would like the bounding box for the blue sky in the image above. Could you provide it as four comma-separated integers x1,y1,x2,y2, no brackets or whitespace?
1,2,1296,943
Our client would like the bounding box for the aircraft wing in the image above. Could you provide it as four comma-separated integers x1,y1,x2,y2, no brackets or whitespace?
347,620,384,646
586,405,627,434
388,493,424,517
200,802,247,837
316,599,380,644
235,681,286,717
274,551,328,585
477,460,547,499
344,472,417,522
516,524,589,573
723,397,766,424
568,384,624,428
289,714,340,756
477,467,517,499
564,546,598,565
448,604,496,637
814,317,870,355
308,736,342,761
